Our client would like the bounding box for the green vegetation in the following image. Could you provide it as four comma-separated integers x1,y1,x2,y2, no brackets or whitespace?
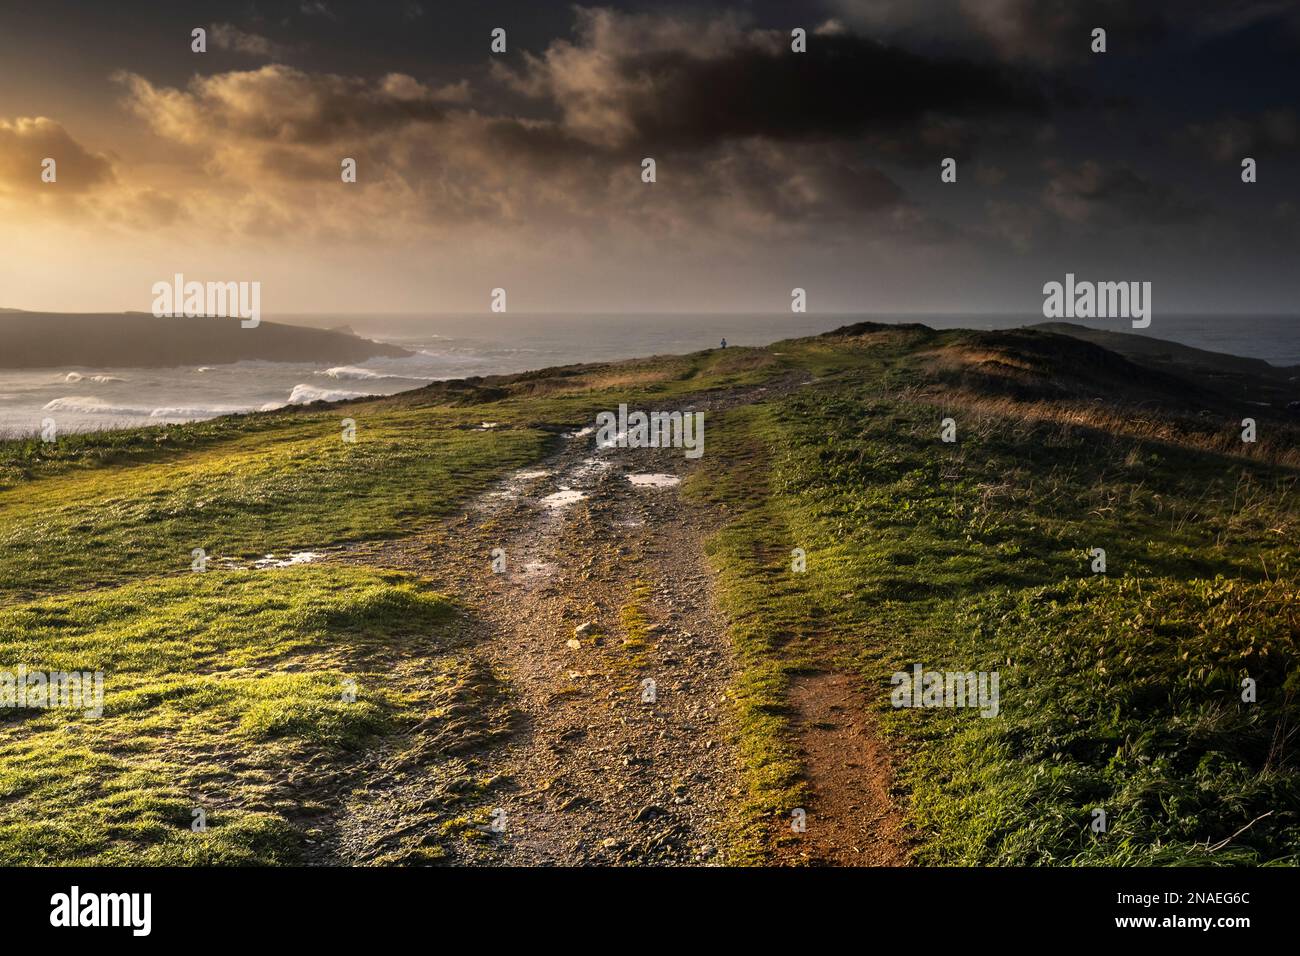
3,325,1296,865
0,345,788,865
0,566,461,864
0,409,550,599
690,326,1300,864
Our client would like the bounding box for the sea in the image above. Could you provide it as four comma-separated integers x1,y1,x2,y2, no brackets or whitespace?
1,313,1297,437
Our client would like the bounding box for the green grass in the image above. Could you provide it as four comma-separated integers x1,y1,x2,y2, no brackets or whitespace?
692,333,1300,864
0,345,796,601
687,402,819,862
903,576,1300,865
0,343,793,865
0,566,468,864
0,409,550,598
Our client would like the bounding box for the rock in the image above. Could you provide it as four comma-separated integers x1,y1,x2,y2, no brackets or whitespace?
566,638,581,649
632,804,665,823
574,622,596,638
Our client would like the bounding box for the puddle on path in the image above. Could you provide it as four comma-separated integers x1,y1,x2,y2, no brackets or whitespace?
625,473,681,488
540,489,588,509
249,551,323,569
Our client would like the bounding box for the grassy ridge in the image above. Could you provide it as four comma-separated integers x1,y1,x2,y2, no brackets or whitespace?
694,331,1300,864
689,402,812,861
2,327,1296,864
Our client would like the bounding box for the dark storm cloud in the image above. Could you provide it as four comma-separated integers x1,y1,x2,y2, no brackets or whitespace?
90,3,1295,253
299,1,339,22
1,0,1294,311
830,0,1300,64
501,9,1049,154
0,0,1296,311
607,37,1047,150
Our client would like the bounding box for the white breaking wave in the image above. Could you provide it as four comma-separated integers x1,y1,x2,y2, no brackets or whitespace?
42,396,250,418
43,396,148,415
315,363,439,382
287,383,367,405
63,372,125,383
149,405,251,418
315,365,388,380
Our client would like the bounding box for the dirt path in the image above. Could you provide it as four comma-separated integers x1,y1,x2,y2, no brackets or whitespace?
776,673,911,865
320,376,909,866
440,428,743,864
329,387,760,864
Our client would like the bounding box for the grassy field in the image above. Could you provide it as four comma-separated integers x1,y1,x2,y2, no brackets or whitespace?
2,325,1297,865
690,326,1300,864
0,346,787,863
0,566,460,864
0,410,550,599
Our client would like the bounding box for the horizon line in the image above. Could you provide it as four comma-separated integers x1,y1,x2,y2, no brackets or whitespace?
5,308,1299,319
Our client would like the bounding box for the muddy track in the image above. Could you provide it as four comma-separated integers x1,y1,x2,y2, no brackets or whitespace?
323,375,908,865
775,673,911,865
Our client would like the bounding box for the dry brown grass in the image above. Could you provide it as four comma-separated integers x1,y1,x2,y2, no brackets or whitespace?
925,345,1039,374
567,368,679,391
924,386,1300,470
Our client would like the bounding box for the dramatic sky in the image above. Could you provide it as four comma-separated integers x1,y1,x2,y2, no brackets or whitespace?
0,0,1297,314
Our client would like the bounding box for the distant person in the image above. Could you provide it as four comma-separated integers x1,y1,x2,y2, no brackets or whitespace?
720,338,727,349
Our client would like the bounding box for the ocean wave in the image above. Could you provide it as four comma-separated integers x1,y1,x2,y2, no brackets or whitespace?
43,396,149,415
149,405,251,418
415,348,492,361
62,372,125,383
287,384,367,405
314,366,391,380
43,396,251,418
